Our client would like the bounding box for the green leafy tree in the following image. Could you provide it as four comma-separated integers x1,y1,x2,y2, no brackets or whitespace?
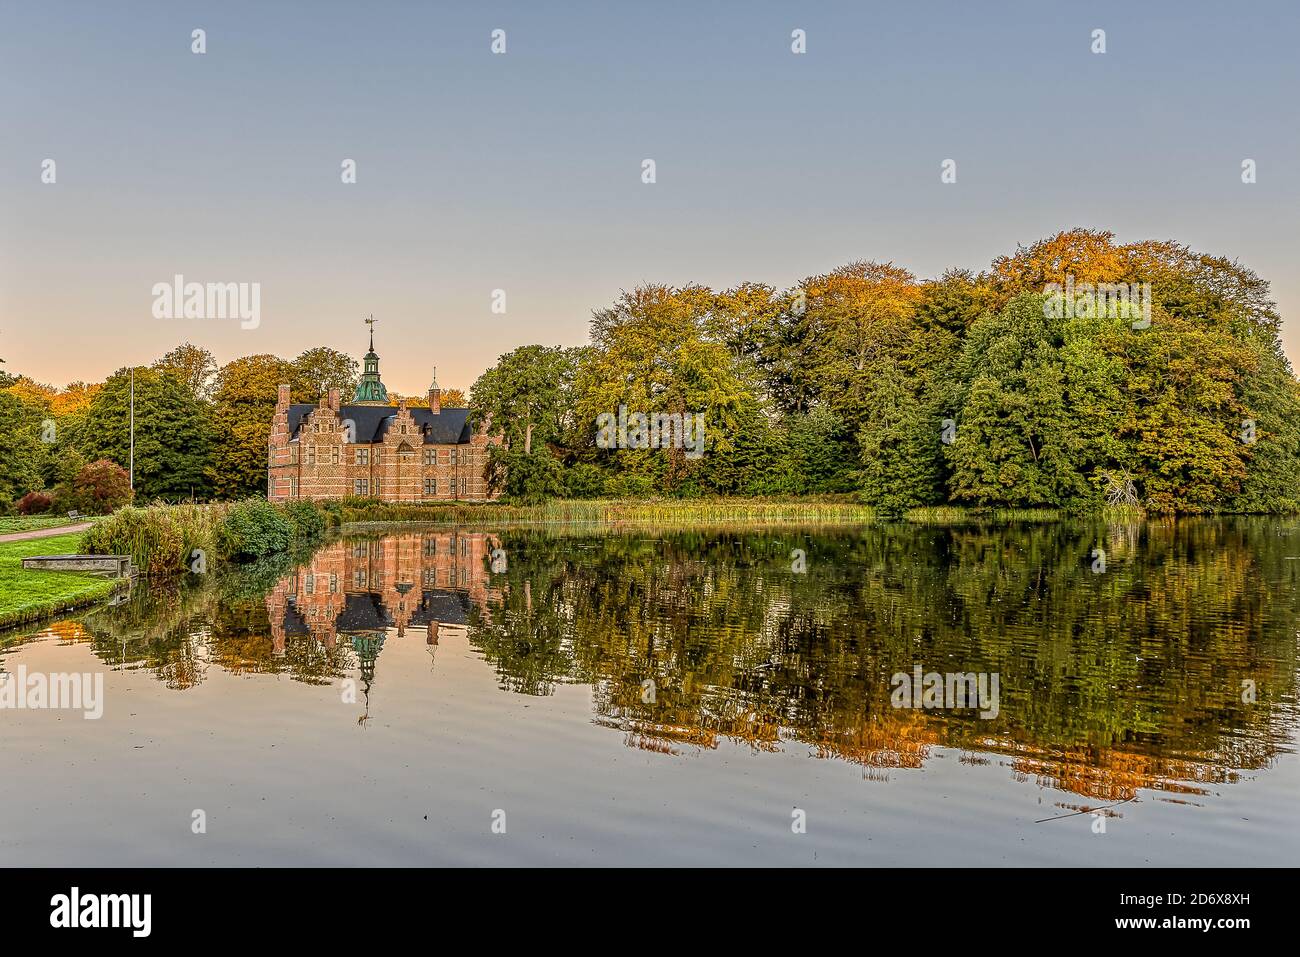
470,345,581,502
153,343,218,401
291,347,359,402
857,358,943,511
209,354,294,499
792,262,923,431
702,404,785,495
947,294,1087,507
0,389,46,509
1229,337,1300,512
44,445,88,490
1121,312,1251,512
79,367,212,500
575,285,752,493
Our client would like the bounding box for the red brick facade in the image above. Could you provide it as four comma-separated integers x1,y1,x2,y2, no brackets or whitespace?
267,384,500,503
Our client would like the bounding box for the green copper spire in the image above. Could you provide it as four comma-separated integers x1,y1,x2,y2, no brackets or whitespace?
353,315,389,405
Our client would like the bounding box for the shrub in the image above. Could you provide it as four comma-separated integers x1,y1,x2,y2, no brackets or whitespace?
81,499,331,574
315,499,345,527
16,490,53,514
560,463,606,499
281,499,327,540
603,473,656,498
217,499,294,561
61,459,133,515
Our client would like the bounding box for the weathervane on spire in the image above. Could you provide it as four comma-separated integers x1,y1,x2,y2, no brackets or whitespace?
364,314,377,352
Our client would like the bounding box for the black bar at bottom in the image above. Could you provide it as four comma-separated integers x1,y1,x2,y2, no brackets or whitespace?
0,866,1284,943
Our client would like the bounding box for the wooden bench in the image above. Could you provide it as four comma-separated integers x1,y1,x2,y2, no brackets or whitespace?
66,510,82,521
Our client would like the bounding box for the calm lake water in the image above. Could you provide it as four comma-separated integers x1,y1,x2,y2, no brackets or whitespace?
3,519,1299,866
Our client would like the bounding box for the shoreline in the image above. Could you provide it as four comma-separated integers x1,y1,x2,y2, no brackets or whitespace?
335,498,1165,528
0,582,124,635
0,531,125,636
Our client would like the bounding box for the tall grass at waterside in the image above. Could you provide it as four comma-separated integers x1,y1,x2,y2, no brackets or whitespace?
340,496,878,527
81,500,337,575
81,503,226,574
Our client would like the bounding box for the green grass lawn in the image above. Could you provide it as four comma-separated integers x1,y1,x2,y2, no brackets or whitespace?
0,532,121,631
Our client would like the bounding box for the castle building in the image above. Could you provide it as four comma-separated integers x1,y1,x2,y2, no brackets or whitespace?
267,324,499,502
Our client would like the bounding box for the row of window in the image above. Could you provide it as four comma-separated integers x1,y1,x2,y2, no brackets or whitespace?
305,446,341,465
303,568,470,592
303,573,338,594
283,477,474,498
349,537,472,559
352,478,462,496
294,446,467,466
427,567,470,587
310,420,422,437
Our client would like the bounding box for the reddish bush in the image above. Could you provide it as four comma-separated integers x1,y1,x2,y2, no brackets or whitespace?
15,490,54,515
68,460,134,515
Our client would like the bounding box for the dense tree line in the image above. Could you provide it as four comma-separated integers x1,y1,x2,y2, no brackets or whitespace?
5,229,1298,514
469,229,1300,512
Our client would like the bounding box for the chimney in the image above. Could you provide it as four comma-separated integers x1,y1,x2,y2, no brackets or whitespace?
276,383,291,410
428,366,441,414
327,388,340,412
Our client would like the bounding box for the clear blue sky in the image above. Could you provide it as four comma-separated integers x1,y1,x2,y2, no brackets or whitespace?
3,0,1298,394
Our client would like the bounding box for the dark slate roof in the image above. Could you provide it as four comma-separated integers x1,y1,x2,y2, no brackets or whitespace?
409,590,472,626
285,589,472,633
282,603,311,636
286,404,473,445
335,593,393,632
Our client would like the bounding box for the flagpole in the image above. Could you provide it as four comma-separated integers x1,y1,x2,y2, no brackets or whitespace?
129,367,135,491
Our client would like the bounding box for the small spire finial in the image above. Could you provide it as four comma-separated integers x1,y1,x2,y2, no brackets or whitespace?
364,314,377,352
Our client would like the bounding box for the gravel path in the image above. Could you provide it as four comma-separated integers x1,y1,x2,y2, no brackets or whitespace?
0,522,93,544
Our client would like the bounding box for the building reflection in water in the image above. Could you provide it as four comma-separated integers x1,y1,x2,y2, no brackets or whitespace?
264,531,499,712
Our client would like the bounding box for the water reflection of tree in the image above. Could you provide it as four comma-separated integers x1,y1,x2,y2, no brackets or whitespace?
74,553,355,689
470,520,1300,798
77,577,212,690
466,535,583,696
39,519,1300,801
